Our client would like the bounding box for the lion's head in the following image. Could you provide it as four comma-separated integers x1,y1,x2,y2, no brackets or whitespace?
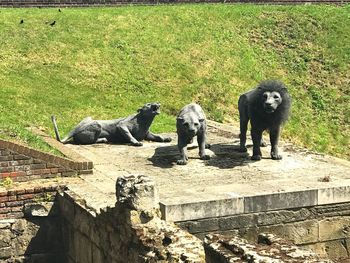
257,80,291,119
138,102,161,116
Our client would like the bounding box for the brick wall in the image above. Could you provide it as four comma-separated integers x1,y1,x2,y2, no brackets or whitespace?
0,0,348,7
0,185,65,263
0,139,93,182
0,185,66,219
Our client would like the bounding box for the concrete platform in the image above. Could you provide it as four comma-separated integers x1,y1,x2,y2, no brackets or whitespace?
60,121,350,222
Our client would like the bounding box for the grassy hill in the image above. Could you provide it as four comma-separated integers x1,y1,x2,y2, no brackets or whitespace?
0,4,349,158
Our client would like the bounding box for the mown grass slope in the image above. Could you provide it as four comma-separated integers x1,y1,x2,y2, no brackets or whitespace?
0,5,349,158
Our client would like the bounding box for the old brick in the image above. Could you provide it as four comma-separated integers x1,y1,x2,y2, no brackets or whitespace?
0,156,13,161
13,154,30,160
0,172,11,178
7,190,16,196
15,190,25,195
8,161,19,166
11,206,23,212
87,162,93,170
78,170,93,175
17,194,35,201
6,201,24,207
7,212,24,218
0,196,9,202
16,159,32,165
0,162,9,167
30,163,46,170
0,149,10,155
0,167,13,173
14,165,31,172
58,167,67,173
8,195,16,201
25,188,34,194
50,168,59,174
47,163,59,168
0,207,11,214
10,171,27,177
34,187,43,193
62,171,77,177
33,169,51,175
33,159,44,164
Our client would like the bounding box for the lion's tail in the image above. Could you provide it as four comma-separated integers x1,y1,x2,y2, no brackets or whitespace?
51,115,63,143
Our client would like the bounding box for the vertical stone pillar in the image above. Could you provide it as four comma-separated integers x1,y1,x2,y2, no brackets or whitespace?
116,174,160,221
115,174,205,262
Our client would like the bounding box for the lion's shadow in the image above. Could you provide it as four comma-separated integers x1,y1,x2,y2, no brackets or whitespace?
148,142,253,169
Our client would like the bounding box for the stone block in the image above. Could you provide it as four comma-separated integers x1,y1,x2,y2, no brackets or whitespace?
301,243,327,258
318,186,350,205
176,218,219,234
256,208,314,226
324,239,349,259
315,203,350,217
244,190,317,213
218,214,256,231
23,203,52,217
160,197,244,222
319,217,350,241
259,220,319,245
116,174,158,212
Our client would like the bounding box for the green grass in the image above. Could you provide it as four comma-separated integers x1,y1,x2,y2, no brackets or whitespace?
0,4,349,159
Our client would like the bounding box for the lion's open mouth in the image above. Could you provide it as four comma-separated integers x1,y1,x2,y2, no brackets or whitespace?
264,105,275,113
152,104,160,114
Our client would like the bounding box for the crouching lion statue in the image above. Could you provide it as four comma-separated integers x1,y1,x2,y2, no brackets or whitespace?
51,102,172,146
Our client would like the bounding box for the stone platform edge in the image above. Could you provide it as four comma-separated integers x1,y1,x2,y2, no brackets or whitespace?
0,138,93,174
160,186,350,222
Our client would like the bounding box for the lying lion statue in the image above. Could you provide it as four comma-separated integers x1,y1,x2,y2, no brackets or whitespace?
51,102,172,146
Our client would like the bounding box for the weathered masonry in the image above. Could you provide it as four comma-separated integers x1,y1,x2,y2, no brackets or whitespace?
0,174,330,262
1,122,350,262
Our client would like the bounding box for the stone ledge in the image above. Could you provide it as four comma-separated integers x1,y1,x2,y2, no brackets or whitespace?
161,185,350,222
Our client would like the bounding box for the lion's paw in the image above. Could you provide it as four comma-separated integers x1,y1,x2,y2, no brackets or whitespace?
131,141,143,147
177,159,187,165
251,155,262,161
163,137,172,143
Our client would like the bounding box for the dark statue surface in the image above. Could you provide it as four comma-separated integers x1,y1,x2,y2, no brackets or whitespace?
176,103,210,165
51,102,172,146
238,80,291,161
